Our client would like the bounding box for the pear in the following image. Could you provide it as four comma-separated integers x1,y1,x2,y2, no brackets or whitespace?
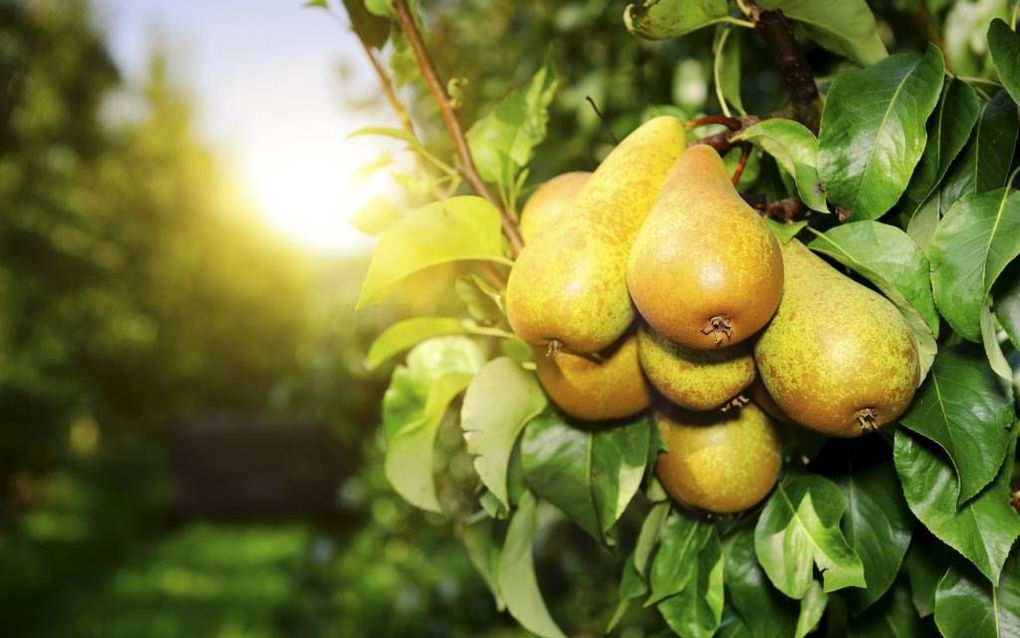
534,333,650,421
637,324,755,411
655,402,782,514
506,116,686,354
627,144,783,350
519,171,590,243
754,240,919,437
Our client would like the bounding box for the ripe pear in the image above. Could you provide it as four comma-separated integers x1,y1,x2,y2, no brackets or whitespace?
519,172,591,243
637,324,755,411
754,240,920,437
627,144,783,350
534,333,650,421
506,116,686,354
655,402,782,514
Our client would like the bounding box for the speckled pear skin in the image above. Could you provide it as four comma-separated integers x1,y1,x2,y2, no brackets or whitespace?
519,172,591,244
627,144,784,350
754,240,920,437
637,324,755,411
655,402,782,514
534,334,651,421
506,116,686,354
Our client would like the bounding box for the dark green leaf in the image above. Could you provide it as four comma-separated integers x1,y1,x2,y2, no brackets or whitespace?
357,196,510,308
989,18,1020,106
795,580,828,638
893,428,1020,583
898,343,1014,504
902,534,953,617
366,317,465,369
521,412,649,542
608,550,647,633
648,509,714,604
934,551,1020,638
623,0,730,39
340,0,390,49
847,580,924,637
463,515,505,610
734,119,827,212
498,492,566,638
994,263,1020,350
930,186,1020,342
725,527,799,638
758,0,887,66
902,79,981,220
461,358,547,510
818,45,945,220
656,531,725,638
754,474,866,598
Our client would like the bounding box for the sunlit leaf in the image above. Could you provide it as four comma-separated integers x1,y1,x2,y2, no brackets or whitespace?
357,196,510,308
455,274,505,326
366,317,465,369
735,118,827,212
351,195,401,236
818,45,945,220
794,580,827,638
623,0,730,39
758,0,886,66
461,357,547,510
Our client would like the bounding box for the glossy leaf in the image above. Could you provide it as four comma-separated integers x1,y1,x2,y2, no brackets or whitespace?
930,187,1020,342
935,551,1020,638
366,317,465,369
818,45,945,220
623,0,729,39
988,18,1020,106
383,337,485,512
648,509,713,604
902,79,981,220
898,343,1014,504
938,90,1020,218
794,580,827,638
847,580,923,637
735,118,827,211
754,474,866,599
893,429,1020,583
725,528,799,638
521,412,649,542
461,358,547,510
498,492,566,638
758,0,886,66
357,196,509,308
656,531,725,638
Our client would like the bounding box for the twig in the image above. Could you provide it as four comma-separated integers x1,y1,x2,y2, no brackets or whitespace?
744,196,807,223
688,114,743,131
585,96,619,143
692,115,761,154
390,0,524,256
731,145,751,186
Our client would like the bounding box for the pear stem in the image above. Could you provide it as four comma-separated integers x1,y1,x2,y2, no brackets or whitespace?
731,145,751,186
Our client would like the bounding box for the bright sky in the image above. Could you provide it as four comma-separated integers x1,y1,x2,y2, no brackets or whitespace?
95,0,393,255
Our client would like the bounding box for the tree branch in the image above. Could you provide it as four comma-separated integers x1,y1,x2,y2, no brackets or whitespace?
390,0,524,256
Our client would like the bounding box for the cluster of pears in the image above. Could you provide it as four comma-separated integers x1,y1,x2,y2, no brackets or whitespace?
506,116,921,515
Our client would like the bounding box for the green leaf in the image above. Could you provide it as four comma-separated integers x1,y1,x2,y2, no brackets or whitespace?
724,528,799,638
623,0,730,39
898,343,1014,504
943,0,1008,77
351,195,401,236
758,0,887,66
930,186,1020,342
766,219,808,244
340,0,390,49
832,445,914,612
994,264,1020,350
466,62,557,188
807,226,938,380
636,501,672,577
608,550,647,633
893,428,1020,583
357,196,510,308
734,119,827,212
795,580,828,638
346,125,416,143
902,534,954,617
656,531,725,638
463,515,505,610
754,474,866,599
989,18,1020,106
847,580,923,637
935,551,1020,638
938,90,1020,218
982,303,1013,381
648,510,714,604
383,337,486,512
366,317,465,369
810,221,939,334
461,358,547,510
818,45,945,220
907,195,943,253
498,492,566,638
902,79,981,221
713,25,745,115
455,274,504,326
521,412,649,542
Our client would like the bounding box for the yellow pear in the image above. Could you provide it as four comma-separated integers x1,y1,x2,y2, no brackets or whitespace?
533,333,650,421
519,172,591,243
627,144,783,349
655,403,782,514
506,116,686,354
754,240,920,437
637,324,755,411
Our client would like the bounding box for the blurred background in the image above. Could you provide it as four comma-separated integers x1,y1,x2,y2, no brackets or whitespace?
0,0,980,635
